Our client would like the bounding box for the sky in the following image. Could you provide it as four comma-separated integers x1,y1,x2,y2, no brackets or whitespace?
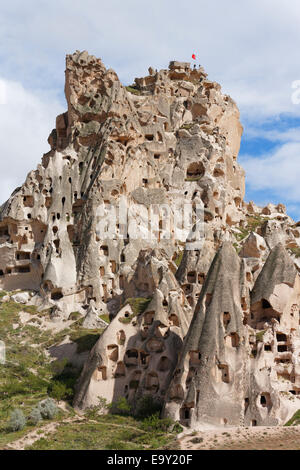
1,0,300,219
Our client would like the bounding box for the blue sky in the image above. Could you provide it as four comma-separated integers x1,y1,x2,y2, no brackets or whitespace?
1,0,300,219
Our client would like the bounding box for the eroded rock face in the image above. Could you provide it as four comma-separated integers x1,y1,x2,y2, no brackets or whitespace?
163,243,300,427
74,249,193,409
164,242,247,427
0,51,246,317
2,51,300,427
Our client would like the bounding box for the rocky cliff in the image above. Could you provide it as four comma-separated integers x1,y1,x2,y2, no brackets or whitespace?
1,51,300,428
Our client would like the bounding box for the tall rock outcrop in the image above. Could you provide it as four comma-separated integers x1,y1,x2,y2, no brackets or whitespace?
0,51,245,317
2,51,300,428
164,242,247,427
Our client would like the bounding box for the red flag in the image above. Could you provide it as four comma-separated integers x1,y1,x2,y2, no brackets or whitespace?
192,54,196,60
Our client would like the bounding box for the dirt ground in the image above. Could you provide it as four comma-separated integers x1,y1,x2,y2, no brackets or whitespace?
179,425,300,450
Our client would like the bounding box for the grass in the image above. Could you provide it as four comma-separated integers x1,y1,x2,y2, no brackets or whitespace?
0,295,182,451
288,247,300,258
125,298,152,316
185,176,202,182
0,297,104,446
100,314,110,323
119,297,152,323
285,410,300,426
256,330,266,342
245,214,268,232
69,311,81,321
69,329,103,354
233,228,250,242
125,85,141,96
180,123,193,130
26,414,177,450
174,250,184,267
0,299,53,446
233,242,241,254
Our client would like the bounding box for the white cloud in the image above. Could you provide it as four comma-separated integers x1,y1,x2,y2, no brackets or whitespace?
241,142,300,201
0,78,64,204
1,0,300,119
1,0,300,208
242,125,300,143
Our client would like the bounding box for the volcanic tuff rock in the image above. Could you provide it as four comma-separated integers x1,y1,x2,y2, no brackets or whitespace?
1,51,300,427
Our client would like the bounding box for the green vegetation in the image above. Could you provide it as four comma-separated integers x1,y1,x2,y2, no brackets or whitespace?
140,413,181,433
100,314,110,323
174,250,184,267
125,85,141,96
125,297,152,316
109,397,132,416
185,176,202,182
233,215,269,245
29,407,43,425
119,297,152,323
233,228,249,242
256,330,266,342
134,395,163,419
26,398,180,451
0,298,181,450
37,398,58,419
0,300,53,446
69,311,81,321
47,358,82,402
0,297,102,447
8,409,26,432
233,242,241,254
245,214,268,233
285,409,300,426
180,123,193,130
26,412,178,450
288,247,300,258
69,329,102,353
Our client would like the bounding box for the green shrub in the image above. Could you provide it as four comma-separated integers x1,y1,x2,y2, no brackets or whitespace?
119,298,152,323
288,247,300,259
29,407,43,425
124,298,152,316
48,362,82,402
174,251,184,267
69,312,81,321
125,85,141,96
37,398,58,420
135,395,162,419
70,331,101,353
180,123,193,130
85,397,109,419
50,358,69,375
48,381,73,401
256,330,266,342
140,412,173,432
109,397,132,416
8,409,26,432
100,314,110,323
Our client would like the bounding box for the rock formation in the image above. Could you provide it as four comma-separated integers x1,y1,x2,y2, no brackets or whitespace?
1,51,300,428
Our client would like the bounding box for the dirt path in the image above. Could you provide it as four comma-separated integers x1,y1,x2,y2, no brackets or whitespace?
6,416,85,450
179,425,300,450
5,415,147,450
